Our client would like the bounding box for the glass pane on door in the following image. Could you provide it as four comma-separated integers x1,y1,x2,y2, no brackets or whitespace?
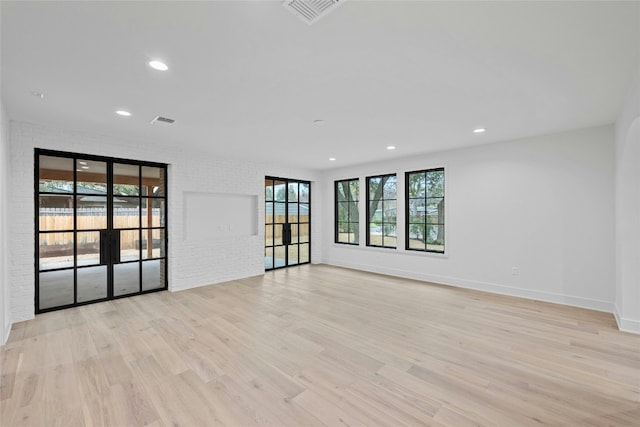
120,229,140,262
264,247,273,270
288,183,298,202
142,166,165,197
299,183,309,203
274,246,286,268
39,156,74,193
290,224,299,245
141,229,164,260
39,198,74,231
39,270,74,309
299,223,309,243
140,198,165,228
77,231,102,267
113,163,140,196
300,244,310,263
274,203,286,223
77,160,107,193
77,266,107,302
114,197,141,229
265,179,274,202
77,196,107,230
274,220,284,245
274,180,286,202
142,260,163,291
39,232,74,270
113,262,140,296
288,202,299,224
288,245,299,265
265,202,274,225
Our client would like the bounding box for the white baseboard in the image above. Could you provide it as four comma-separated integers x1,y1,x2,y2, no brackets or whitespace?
2,322,11,346
323,258,615,314
614,305,640,335
169,272,264,293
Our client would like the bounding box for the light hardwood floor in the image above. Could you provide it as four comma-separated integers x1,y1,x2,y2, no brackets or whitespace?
1,264,639,426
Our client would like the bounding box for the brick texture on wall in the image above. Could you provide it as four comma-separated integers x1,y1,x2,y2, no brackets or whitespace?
1,102,10,344
9,121,322,322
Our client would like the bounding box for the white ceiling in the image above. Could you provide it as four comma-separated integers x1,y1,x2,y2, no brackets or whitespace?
2,1,639,170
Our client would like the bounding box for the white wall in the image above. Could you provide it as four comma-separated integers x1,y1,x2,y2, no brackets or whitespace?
3,118,624,331
322,125,616,312
0,1,11,345
8,121,321,323
614,63,640,334
0,101,10,344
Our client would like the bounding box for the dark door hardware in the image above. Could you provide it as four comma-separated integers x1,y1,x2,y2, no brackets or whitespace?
99,230,121,265
282,223,292,245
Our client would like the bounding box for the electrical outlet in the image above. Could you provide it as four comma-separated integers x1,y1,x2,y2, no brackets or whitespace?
512,267,520,276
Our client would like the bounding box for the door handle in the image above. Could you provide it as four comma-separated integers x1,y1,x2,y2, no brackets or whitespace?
99,230,121,264
112,230,121,264
283,223,292,245
99,230,109,265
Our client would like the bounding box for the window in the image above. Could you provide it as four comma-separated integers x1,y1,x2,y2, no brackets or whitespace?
406,168,445,253
335,179,359,244
366,174,397,248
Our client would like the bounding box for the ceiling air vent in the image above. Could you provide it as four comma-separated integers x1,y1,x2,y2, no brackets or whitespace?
282,0,343,25
150,116,175,125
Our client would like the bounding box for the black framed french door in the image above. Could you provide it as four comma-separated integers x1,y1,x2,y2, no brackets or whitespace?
35,149,168,313
264,177,310,270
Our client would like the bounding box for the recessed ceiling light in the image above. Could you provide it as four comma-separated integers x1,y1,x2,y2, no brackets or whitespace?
386,145,396,150
115,110,131,117
329,157,336,161
81,166,89,170
149,60,168,71
473,128,486,133
78,161,87,165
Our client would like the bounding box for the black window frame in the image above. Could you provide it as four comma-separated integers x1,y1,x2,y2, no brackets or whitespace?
334,178,360,245
366,173,397,249
405,167,445,254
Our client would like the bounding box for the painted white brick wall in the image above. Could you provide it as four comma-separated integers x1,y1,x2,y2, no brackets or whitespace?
0,101,11,344
9,121,322,322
